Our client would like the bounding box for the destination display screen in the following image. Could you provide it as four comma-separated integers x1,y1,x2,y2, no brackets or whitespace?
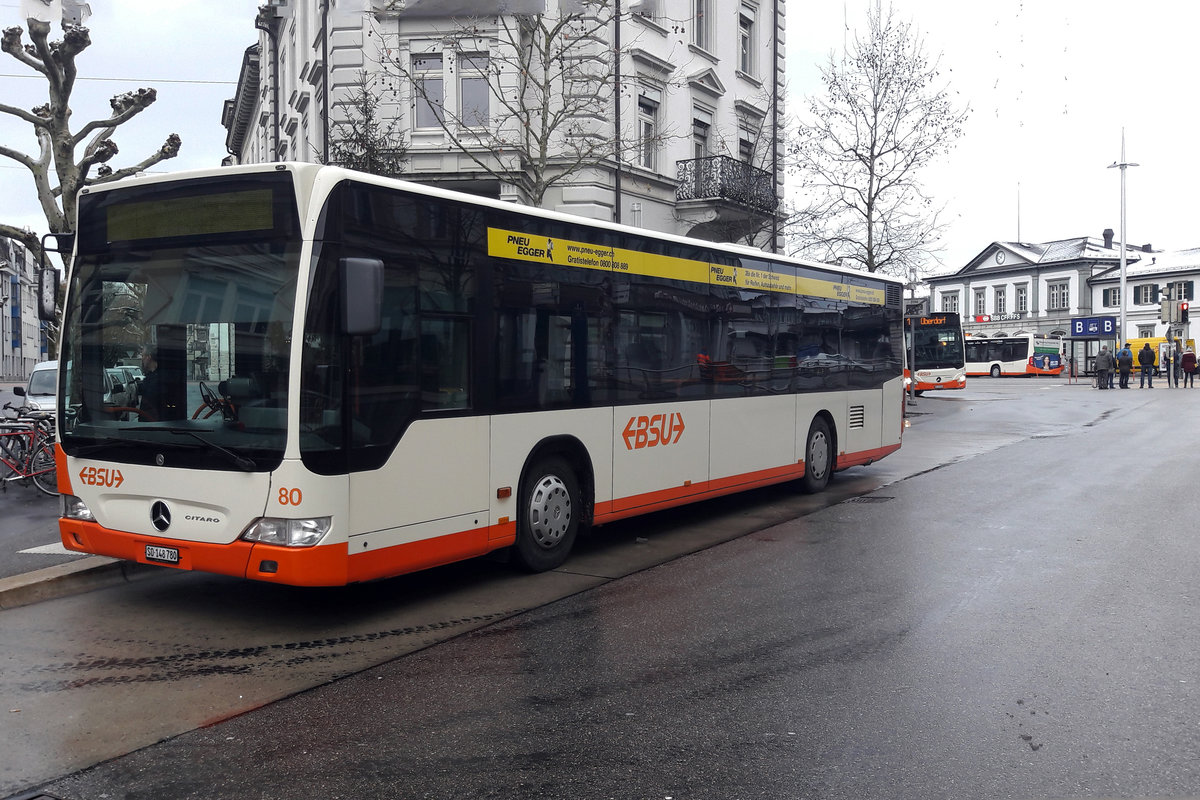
105,188,275,242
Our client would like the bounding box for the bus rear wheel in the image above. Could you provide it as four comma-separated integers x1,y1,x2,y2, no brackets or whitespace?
990,364,1001,378
799,417,833,494
514,456,579,572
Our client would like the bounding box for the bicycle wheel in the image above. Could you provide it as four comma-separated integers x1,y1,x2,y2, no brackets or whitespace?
0,430,29,483
30,440,58,495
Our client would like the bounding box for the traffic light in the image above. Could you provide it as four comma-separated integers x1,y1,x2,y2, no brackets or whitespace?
1162,300,1173,323
1182,301,1190,323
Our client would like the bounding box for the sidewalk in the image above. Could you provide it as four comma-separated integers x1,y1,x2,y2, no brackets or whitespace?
0,556,165,611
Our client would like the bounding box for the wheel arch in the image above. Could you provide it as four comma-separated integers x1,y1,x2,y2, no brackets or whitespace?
811,408,839,473
519,435,595,530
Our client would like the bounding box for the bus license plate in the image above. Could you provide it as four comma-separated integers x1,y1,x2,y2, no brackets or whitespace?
145,545,179,564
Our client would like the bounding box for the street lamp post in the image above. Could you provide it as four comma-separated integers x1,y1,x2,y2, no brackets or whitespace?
1108,130,1138,345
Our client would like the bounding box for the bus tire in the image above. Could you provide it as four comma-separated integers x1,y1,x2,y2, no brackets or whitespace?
990,364,1001,378
514,456,579,572
799,416,833,494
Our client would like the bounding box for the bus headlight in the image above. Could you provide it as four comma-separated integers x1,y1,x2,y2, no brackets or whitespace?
241,517,332,547
62,494,95,522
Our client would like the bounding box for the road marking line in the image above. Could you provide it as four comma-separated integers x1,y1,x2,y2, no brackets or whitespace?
19,543,74,556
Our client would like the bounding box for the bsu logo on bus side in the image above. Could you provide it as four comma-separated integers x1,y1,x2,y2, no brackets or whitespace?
622,412,685,450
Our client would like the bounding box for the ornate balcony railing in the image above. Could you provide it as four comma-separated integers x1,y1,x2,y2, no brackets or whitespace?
675,155,777,213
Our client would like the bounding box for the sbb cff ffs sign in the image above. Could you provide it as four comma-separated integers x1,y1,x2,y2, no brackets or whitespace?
1070,316,1117,337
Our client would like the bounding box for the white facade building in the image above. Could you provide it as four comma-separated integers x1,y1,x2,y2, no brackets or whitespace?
0,238,47,381
926,228,1200,373
221,0,785,250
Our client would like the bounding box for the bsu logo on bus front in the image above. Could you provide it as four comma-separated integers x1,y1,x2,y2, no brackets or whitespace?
622,412,685,450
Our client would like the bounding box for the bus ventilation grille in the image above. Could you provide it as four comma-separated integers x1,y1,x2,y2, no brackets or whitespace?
886,284,903,308
849,405,865,428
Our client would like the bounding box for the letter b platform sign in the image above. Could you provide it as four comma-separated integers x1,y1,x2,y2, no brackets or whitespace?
1071,316,1117,337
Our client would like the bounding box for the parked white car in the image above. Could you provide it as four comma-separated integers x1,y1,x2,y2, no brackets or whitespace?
14,359,57,414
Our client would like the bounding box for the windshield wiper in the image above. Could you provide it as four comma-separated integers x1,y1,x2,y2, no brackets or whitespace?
119,426,256,471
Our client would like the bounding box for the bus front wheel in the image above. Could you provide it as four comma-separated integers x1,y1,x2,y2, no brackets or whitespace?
799,417,833,494
514,456,580,572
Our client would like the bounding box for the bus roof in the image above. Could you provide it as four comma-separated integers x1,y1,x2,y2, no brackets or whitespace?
78,161,903,288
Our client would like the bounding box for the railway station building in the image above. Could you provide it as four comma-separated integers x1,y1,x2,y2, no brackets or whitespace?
925,228,1199,374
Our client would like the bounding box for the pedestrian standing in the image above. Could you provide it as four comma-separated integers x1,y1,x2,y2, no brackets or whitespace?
1116,342,1133,389
1138,342,1155,388
1162,343,1176,388
1184,347,1197,388
1174,339,1184,388
1094,346,1114,390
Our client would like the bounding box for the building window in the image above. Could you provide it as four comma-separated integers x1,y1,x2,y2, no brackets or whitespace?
1135,284,1157,305
1016,285,1028,313
738,135,754,163
1102,287,1121,308
737,115,760,164
637,88,660,170
974,289,985,316
738,5,756,75
1138,325,1155,338
633,0,658,22
693,0,711,51
692,108,712,159
1165,280,1193,302
994,286,1007,315
1048,281,1069,311
413,53,444,129
940,292,959,314
458,53,490,128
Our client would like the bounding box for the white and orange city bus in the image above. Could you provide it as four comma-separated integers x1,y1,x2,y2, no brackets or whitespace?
965,334,1064,377
52,163,905,586
903,313,966,393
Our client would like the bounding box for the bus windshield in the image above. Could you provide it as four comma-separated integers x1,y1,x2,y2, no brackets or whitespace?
59,175,302,471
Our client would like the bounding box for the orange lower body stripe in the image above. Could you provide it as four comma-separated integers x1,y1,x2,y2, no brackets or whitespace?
60,518,518,587
57,446,898,586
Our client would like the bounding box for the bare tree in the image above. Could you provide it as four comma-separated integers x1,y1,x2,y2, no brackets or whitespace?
381,2,621,206
326,70,408,177
787,5,968,275
0,18,182,257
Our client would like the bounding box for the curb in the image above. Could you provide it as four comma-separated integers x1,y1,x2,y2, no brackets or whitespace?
0,556,165,611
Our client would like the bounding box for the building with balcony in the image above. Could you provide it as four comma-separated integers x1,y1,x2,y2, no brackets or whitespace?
221,0,784,251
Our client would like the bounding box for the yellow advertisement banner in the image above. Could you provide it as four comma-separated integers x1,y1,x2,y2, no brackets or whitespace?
486,227,884,306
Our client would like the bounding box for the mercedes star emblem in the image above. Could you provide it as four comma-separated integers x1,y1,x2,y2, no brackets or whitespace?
150,501,171,532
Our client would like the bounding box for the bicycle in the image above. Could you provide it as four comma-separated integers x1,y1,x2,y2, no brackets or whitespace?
0,402,58,495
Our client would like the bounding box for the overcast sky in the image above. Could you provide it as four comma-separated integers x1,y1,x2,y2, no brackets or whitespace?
1,1,1196,275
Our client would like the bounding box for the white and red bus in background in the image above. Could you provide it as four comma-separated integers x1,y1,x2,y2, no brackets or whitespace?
51,163,905,587
965,334,1064,377
903,313,966,394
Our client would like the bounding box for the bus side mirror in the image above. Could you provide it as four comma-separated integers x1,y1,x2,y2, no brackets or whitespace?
37,267,58,321
339,257,382,336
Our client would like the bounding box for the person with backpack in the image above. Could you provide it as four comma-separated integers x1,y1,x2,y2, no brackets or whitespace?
1138,342,1155,388
1115,342,1134,389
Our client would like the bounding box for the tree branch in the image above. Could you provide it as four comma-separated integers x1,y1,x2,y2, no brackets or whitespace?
0,99,49,128
73,88,158,146
1,24,47,75
87,133,181,186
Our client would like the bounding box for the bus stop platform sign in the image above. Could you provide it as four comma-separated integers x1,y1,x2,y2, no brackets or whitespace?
1070,316,1117,337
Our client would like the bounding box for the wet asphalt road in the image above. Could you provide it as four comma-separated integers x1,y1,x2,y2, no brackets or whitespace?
12,380,1200,799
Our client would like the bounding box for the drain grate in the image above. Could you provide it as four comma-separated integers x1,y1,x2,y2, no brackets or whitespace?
845,496,894,503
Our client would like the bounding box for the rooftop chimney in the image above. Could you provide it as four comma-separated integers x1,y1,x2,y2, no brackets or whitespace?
1103,228,1115,248
1143,243,1153,253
